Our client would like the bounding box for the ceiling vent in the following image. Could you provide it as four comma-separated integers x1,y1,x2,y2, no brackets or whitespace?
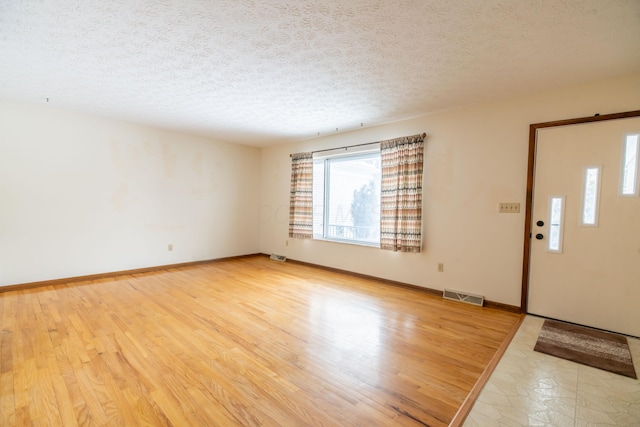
443,289,484,307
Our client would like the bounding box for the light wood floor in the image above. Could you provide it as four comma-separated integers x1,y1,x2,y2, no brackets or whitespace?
0,256,520,426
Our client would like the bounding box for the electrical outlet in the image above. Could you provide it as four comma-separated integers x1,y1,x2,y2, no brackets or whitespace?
285,240,288,247
499,202,520,213
168,244,173,251
438,263,444,272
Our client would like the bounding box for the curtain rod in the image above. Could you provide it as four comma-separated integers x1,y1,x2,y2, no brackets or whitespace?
290,132,426,157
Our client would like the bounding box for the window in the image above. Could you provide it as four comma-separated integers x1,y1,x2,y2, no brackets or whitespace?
621,133,639,196
547,196,565,253
291,132,425,251
581,166,601,226
313,149,381,246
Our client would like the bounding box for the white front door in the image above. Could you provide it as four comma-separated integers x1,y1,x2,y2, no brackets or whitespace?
528,116,640,337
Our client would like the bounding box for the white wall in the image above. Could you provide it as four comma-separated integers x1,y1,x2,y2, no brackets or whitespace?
3,73,639,297
0,101,261,286
259,72,640,307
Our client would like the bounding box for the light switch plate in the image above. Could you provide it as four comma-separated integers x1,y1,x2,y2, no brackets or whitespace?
499,202,520,213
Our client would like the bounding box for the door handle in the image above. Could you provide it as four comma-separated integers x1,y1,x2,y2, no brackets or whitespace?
535,233,544,240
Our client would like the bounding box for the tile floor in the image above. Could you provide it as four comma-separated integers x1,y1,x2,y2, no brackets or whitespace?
464,315,640,426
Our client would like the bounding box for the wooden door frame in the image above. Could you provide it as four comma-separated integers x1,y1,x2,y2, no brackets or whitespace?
520,109,640,312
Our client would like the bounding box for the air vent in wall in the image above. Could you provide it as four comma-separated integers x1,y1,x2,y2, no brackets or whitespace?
443,289,484,307
270,254,287,262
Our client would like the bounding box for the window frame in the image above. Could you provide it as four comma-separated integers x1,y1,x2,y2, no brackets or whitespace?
312,147,381,247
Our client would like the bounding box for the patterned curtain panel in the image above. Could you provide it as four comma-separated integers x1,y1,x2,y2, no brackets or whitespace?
289,152,313,239
380,134,425,252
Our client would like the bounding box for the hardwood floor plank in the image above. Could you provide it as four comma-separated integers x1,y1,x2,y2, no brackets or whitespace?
187,386,244,427
0,255,520,426
49,366,79,427
72,365,109,425
0,371,15,425
30,364,63,425
14,405,31,426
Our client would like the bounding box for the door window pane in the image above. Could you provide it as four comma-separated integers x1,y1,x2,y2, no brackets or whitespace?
582,166,601,226
548,196,565,253
621,134,639,196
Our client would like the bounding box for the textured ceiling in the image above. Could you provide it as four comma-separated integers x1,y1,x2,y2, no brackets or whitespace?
1,0,639,146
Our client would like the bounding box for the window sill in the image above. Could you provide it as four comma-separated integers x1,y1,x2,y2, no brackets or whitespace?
312,236,380,249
